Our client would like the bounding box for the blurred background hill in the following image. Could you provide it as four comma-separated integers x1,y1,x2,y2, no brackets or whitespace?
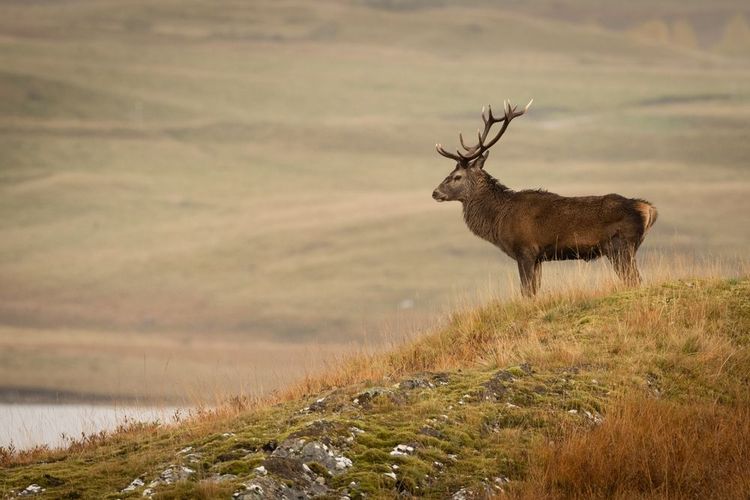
1,0,748,403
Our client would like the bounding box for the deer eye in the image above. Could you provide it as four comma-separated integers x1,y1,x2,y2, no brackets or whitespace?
453,175,462,181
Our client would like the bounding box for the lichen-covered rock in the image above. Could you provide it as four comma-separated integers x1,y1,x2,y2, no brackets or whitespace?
352,387,388,407
239,436,354,498
419,426,445,439
480,365,531,401
146,464,195,492
232,475,327,500
389,444,415,456
18,484,45,496
399,378,434,390
270,438,352,476
452,487,471,499
182,451,203,463
307,397,327,413
263,456,310,483
288,419,347,447
206,473,237,483
121,477,145,492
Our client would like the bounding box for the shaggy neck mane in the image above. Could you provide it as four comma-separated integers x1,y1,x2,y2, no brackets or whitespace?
462,170,512,242
467,170,512,202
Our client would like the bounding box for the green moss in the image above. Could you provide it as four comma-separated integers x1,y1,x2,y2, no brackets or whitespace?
306,461,329,477
216,460,250,476
506,366,529,378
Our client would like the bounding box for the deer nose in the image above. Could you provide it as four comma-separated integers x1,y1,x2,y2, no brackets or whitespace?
432,190,439,199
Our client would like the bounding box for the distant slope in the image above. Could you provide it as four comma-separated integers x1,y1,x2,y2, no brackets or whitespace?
1,278,748,498
1,0,749,407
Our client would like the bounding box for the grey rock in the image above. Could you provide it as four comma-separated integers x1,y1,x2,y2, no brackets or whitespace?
183,452,203,463
249,437,354,498
419,426,445,439
352,387,388,407
18,484,45,497
452,487,471,499
206,473,237,483
164,465,194,484
288,420,346,447
147,464,195,490
308,397,327,412
233,477,320,500
263,456,310,483
121,477,145,492
399,378,434,390
389,444,414,456
271,438,352,476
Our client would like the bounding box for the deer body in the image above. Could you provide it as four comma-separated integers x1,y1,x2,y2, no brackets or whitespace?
433,101,657,296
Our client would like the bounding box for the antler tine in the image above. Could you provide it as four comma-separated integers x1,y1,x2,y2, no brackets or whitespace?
459,132,472,151
436,99,533,163
436,142,464,162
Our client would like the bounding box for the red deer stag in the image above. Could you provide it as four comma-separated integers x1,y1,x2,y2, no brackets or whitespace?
432,100,657,297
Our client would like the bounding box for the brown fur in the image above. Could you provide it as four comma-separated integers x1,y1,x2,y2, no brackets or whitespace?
433,152,657,296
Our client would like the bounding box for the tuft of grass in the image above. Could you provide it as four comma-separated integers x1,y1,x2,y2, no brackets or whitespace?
282,278,749,403
519,397,750,499
153,480,234,500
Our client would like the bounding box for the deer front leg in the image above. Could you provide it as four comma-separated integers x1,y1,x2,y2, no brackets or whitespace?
533,260,542,293
517,257,541,297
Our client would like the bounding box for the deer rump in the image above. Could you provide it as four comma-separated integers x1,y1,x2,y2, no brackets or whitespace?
497,191,658,262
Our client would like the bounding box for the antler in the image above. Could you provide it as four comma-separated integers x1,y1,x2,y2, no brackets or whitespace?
436,99,533,163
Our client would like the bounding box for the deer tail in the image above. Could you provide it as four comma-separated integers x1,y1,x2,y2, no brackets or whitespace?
635,200,658,234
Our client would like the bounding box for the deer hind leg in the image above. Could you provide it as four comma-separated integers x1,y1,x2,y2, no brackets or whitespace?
607,238,641,287
518,258,542,297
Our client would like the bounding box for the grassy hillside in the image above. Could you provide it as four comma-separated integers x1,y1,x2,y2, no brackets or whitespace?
1,278,747,498
1,0,749,402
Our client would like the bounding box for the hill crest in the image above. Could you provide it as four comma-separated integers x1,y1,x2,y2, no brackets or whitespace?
1,278,748,498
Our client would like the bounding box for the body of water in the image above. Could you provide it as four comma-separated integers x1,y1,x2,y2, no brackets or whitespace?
0,404,184,450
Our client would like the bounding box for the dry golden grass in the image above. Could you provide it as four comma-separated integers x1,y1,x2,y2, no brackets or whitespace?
518,397,750,499
281,265,748,400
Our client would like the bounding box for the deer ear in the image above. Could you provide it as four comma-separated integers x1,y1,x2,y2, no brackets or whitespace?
472,151,489,169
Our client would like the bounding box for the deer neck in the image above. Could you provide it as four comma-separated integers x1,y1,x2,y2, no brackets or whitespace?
462,173,511,244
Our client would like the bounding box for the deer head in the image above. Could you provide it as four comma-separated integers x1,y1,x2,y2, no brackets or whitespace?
432,99,532,203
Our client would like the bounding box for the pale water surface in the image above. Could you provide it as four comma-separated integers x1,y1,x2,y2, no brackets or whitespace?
0,404,184,450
